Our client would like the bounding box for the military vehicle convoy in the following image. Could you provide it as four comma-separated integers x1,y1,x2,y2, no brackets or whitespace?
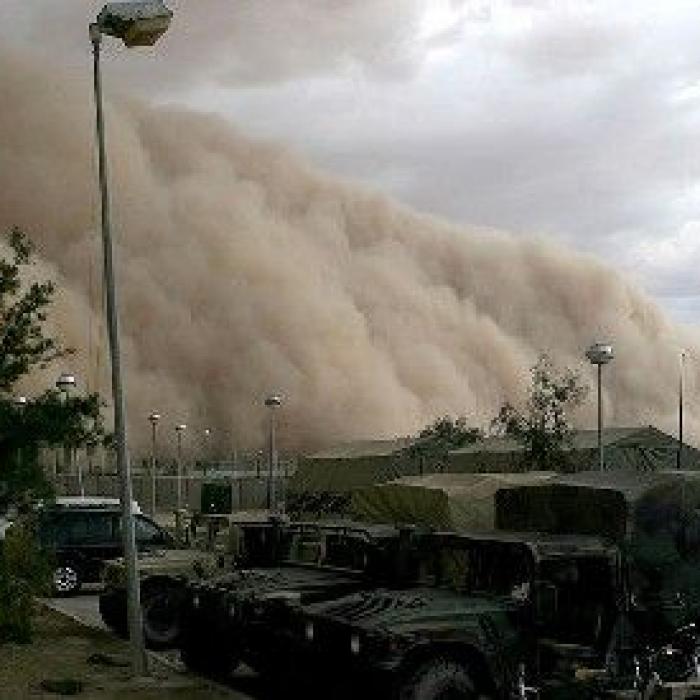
172,471,700,699
261,472,700,699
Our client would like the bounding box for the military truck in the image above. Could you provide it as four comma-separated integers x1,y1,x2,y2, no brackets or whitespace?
239,471,700,699
178,520,422,679
99,511,284,649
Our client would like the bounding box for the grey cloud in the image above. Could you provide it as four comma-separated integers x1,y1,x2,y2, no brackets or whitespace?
2,0,434,93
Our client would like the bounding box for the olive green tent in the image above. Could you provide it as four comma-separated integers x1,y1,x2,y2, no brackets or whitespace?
448,426,700,474
350,472,557,530
290,438,421,493
288,438,423,517
289,426,700,519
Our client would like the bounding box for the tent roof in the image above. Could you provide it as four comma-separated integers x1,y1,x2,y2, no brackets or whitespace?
388,471,557,492
450,426,680,456
304,437,416,460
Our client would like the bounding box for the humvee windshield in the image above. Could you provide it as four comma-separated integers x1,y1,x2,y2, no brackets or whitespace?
419,536,534,597
277,525,377,571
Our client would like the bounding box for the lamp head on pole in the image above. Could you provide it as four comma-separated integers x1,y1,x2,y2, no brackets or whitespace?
148,412,160,425
175,423,187,433
585,343,614,366
264,394,282,409
95,1,173,47
56,372,77,393
14,396,27,410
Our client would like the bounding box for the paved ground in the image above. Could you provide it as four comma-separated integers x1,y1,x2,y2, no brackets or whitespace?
45,588,107,630
43,593,264,699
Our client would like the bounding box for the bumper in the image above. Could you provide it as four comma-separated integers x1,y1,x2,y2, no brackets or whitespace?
243,618,395,691
180,588,239,651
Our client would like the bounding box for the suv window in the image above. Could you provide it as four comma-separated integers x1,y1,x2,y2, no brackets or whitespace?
43,510,117,546
134,515,165,544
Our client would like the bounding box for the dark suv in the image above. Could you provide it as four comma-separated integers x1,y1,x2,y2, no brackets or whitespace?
38,501,174,595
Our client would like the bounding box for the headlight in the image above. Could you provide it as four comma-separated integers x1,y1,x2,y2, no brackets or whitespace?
305,622,314,642
350,633,361,655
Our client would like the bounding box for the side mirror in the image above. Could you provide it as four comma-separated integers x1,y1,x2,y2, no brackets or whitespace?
533,581,558,624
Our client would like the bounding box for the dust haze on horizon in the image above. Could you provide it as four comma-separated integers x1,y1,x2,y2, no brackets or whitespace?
0,43,698,455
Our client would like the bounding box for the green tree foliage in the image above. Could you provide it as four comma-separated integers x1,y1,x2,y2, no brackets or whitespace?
0,228,107,641
0,229,107,508
412,415,483,469
491,354,588,471
0,228,65,392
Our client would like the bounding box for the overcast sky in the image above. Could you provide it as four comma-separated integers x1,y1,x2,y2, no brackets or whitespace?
7,0,700,324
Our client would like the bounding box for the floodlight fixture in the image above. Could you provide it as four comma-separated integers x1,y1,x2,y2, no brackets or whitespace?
95,1,173,47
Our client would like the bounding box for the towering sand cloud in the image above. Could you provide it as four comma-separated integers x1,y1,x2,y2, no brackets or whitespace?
0,47,697,453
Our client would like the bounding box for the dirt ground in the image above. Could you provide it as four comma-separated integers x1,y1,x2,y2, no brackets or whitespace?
0,605,237,700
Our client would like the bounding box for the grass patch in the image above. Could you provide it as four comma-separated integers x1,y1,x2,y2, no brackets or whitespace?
0,605,237,699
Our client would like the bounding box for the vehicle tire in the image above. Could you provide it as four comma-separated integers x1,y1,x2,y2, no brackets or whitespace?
141,583,184,650
397,658,487,700
98,590,128,639
180,627,240,680
52,565,81,597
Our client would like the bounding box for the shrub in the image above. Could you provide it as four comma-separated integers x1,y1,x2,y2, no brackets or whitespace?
0,518,51,643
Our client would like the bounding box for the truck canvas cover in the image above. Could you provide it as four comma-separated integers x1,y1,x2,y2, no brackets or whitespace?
350,472,556,530
495,470,700,542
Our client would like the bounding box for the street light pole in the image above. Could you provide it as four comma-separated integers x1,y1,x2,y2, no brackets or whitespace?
14,396,27,470
175,424,186,511
56,373,79,493
88,2,172,676
585,343,614,471
89,26,146,675
264,395,282,511
678,351,686,470
203,428,211,475
148,413,160,516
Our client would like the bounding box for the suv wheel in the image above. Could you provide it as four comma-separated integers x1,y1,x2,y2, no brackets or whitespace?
52,565,81,596
398,658,489,700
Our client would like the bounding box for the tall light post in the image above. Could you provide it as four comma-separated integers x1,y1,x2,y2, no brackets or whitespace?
89,0,173,676
14,396,27,470
56,373,79,493
175,424,187,510
678,351,686,470
264,395,282,511
585,343,614,471
148,412,160,515
203,428,211,475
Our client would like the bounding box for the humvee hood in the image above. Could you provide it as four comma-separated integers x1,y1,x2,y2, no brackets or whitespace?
208,565,362,599
312,588,517,632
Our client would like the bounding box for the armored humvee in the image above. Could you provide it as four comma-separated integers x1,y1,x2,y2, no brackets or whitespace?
178,520,422,679
99,511,284,648
243,471,700,699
